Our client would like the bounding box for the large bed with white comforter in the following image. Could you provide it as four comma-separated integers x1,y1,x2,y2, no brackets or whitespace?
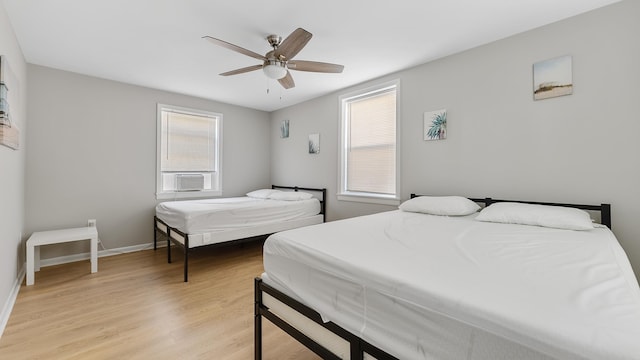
154,185,325,282
255,196,640,360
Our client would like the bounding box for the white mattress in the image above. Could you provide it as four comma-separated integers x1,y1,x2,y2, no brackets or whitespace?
263,210,640,360
155,196,321,234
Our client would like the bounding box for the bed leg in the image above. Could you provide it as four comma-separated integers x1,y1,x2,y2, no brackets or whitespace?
254,278,263,360
184,237,189,282
167,229,172,264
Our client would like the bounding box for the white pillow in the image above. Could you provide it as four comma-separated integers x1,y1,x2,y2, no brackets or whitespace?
268,191,314,201
475,202,594,230
246,189,281,199
399,196,480,216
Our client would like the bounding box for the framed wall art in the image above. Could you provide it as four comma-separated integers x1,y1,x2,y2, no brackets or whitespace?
0,55,8,126
308,133,320,154
280,119,289,138
533,55,573,100
424,109,447,141
0,55,19,150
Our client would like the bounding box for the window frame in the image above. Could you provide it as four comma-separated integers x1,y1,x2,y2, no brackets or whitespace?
338,79,401,206
156,103,223,200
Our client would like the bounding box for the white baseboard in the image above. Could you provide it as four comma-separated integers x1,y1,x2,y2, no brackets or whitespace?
38,241,164,268
0,264,25,339
0,241,164,338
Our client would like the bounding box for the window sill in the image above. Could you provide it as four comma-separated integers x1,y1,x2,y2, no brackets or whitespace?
337,193,400,206
156,190,222,200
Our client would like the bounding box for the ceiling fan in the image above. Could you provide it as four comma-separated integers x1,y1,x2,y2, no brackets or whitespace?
203,28,344,89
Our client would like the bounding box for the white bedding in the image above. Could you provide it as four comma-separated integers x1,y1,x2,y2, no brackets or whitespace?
263,210,640,360
155,196,321,234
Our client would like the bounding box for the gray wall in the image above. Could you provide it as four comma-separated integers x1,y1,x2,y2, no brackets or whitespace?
271,1,640,278
0,4,27,322
26,66,271,259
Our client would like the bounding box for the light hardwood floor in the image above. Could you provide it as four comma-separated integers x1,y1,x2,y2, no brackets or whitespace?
0,240,321,359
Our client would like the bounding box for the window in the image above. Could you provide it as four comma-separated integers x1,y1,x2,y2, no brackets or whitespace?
338,80,400,205
156,104,222,199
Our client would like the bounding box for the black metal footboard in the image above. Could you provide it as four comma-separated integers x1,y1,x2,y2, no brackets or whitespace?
254,277,398,360
153,216,189,282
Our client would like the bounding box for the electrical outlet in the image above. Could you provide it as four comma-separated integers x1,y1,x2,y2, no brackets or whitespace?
88,219,97,227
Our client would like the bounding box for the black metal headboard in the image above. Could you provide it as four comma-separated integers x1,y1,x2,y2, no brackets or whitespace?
273,185,327,222
409,194,611,229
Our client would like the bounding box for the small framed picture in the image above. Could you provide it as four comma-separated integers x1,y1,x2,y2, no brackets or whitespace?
424,109,447,141
308,133,320,154
533,55,573,100
280,119,289,138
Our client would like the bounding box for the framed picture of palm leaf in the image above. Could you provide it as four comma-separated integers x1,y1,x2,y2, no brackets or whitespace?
424,109,447,141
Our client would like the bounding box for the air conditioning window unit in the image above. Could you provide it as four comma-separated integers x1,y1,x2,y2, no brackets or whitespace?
176,174,205,191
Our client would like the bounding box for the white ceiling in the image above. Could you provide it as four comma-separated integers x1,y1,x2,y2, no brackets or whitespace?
1,0,622,112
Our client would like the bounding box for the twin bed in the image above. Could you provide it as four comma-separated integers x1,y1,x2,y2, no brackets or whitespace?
255,195,640,360
154,185,326,282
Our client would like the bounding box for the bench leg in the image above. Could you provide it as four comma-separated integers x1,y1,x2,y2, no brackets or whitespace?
26,244,35,286
34,245,41,272
90,236,98,273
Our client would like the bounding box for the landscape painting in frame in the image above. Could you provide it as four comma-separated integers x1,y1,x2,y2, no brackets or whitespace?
533,55,573,100
308,133,320,154
424,109,447,141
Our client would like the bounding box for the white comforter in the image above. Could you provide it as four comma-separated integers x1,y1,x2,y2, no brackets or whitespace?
155,197,320,234
263,210,640,360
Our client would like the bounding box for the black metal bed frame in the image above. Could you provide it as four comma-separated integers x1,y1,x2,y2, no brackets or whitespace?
153,185,327,282
255,196,612,359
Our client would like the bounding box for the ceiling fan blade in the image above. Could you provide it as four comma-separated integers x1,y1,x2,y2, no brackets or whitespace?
287,60,344,73
220,64,263,76
278,71,295,89
203,36,266,61
274,28,312,60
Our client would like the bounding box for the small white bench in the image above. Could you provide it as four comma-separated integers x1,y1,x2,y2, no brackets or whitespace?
26,227,98,286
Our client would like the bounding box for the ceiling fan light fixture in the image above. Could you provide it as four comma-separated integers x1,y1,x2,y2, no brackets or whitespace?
205,28,343,90
263,60,287,80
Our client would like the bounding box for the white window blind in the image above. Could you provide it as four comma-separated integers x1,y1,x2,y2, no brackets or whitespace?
347,90,396,194
339,81,399,204
160,111,217,172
